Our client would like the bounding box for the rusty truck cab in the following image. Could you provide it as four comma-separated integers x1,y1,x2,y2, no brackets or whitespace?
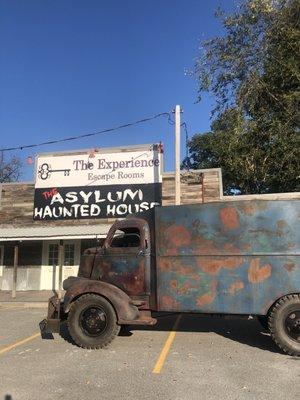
43,216,156,336
90,218,152,304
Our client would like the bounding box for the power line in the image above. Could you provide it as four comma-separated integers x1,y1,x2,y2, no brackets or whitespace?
0,111,174,153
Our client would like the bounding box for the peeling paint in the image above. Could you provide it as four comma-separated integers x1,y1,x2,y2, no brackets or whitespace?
248,259,272,283
229,280,244,294
165,224,191,248
220,207,239,230
196,281,217,306
197,257,244,275
284,262,295,272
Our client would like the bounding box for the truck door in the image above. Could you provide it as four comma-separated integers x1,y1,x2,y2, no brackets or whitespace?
93,221,151,296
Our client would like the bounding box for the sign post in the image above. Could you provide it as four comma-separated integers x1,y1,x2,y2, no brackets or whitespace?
12,243,19,298
58,240,63,299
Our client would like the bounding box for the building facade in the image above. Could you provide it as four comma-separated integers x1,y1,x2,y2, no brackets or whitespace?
0,169,222,291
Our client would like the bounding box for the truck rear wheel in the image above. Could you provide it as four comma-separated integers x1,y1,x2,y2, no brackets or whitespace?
67,294,120,349
269,294,300,356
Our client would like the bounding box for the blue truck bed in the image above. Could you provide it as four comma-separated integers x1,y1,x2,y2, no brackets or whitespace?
155,200,300,314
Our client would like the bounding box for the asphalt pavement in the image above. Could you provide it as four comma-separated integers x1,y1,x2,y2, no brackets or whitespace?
0,307,299,400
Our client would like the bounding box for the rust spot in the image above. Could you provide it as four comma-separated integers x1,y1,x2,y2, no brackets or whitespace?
177,264,197,275
196,280,217,306
241,243,251,251
189,273,201,281
178,282,192,295
198,260,222,275
164,224,191,247
220,207,239,230
248,259,271,283
277,219,287,229
193,236,218,255
284,262,295,272
228,280,244,294
197,257,244,275
223,257,245,270
170,279,177,290
165,248,179,256
241,203,257,215
158,259,172,271
180,270,201,281
223,243,242,254
114,262,145,294
160,295,179,310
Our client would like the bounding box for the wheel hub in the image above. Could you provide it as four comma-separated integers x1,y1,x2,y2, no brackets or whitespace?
285,311,300,342
79,306,107,337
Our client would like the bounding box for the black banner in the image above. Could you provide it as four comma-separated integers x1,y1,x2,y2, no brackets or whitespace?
33,183,162,220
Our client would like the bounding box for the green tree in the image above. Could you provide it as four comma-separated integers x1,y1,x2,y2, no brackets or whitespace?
186,0,300,194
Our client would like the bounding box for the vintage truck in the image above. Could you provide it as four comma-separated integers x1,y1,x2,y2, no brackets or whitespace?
43,199,300,356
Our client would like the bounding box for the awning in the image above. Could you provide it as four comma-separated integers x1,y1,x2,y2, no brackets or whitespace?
0,224,112,241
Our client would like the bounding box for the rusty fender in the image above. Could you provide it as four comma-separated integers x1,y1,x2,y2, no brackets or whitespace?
63,277,139,323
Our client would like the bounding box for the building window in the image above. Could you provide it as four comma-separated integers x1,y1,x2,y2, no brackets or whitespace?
64,244,75,266
47,242,76,266
48,244,59,266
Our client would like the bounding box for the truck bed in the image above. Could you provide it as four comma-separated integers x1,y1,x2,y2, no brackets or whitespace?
154,200,300,315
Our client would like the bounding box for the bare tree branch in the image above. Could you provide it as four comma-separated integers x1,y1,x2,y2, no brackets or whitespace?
0,154,22,183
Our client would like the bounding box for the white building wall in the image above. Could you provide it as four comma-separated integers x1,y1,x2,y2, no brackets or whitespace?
40,240,81,290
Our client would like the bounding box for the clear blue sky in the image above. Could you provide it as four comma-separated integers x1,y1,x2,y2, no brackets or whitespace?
0,0,235,181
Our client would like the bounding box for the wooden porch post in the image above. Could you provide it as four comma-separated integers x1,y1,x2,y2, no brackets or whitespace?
12,242,19,298
58,240,64,299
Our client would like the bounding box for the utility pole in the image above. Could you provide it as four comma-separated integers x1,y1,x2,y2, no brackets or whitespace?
174,105,181,205
0,150,3,183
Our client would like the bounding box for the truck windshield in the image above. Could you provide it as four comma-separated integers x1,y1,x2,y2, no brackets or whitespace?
110,228,140,248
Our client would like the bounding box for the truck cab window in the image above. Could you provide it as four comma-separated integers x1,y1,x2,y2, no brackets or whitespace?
110,228,140,248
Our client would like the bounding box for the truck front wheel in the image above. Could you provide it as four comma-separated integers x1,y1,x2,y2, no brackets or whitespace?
67,294,120,349
269,294,300,356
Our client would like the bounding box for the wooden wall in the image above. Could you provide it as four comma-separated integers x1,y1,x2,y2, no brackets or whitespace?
162,169,222,205
0,168,222,228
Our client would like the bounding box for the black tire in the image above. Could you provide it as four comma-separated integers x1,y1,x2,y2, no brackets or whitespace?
269,294,300,357
67,294,120,349
257,315,269,331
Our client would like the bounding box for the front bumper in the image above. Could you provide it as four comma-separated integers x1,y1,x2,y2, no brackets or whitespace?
40,295,62,333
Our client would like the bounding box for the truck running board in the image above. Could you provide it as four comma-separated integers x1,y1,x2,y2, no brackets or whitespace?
118,310,157,326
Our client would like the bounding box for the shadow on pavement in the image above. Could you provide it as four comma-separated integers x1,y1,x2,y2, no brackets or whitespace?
59,321,76,346
40,312,286,355
123,313,283,355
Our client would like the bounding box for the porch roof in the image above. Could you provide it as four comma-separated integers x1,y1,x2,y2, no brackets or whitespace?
0,224,111,241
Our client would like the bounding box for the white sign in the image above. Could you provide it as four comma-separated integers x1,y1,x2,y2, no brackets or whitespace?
35,148,162,188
